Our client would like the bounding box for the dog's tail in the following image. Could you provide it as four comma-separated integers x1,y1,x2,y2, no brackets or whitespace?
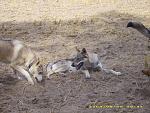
97,62,122,76
102,68,122,75
127,21,150,39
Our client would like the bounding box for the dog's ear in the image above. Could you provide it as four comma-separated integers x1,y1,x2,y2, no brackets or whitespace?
81,48,88,58
75,46,80,52
81,48,87,54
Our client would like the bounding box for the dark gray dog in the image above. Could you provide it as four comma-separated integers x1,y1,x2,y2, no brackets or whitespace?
71,48,122,78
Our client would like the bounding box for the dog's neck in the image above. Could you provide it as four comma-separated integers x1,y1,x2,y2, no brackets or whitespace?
86,52,99,63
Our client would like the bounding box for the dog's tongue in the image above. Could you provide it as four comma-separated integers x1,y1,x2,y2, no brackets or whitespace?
76,62,84,70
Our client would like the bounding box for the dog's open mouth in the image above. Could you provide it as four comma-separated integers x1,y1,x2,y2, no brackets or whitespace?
72,61,84,70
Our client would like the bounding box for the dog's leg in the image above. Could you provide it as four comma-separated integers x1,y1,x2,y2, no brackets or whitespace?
81,70,91,78
12,67,25,80
97,61,103,69
12,65,34,85
97,62,121,75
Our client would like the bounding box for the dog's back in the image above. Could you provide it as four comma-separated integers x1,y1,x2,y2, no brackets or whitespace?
47,60,76,72
0,40,16,63
0,39,35,66
46,60,70,73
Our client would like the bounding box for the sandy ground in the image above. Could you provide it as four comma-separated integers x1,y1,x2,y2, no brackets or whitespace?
0,0,150,113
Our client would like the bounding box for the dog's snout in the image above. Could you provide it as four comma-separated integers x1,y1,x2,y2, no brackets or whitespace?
35,74,43,83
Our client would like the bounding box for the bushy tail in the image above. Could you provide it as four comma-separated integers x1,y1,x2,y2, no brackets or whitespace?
97,62,122,75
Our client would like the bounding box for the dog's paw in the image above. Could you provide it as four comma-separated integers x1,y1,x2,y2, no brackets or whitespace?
85,76,91,79
115,72,122,76
17,76,25,80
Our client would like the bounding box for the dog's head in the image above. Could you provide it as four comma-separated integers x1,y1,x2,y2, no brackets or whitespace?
28,57,44,82
71,47,88,70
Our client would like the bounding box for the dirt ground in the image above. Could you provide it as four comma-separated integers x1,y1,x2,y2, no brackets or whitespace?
0,0,150,113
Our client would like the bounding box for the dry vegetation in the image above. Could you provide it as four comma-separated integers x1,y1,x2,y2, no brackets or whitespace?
0,0,150,113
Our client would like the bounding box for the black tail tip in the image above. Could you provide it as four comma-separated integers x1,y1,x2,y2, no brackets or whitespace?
127,22,133,27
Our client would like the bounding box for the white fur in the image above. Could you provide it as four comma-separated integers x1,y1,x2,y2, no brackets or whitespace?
82,70,90,78
88,53,99,64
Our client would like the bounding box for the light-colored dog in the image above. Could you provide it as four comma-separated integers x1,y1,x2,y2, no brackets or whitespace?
0,39,43,85
71,48,122,78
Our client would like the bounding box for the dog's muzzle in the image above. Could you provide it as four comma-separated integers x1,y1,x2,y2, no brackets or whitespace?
35,74,43,82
